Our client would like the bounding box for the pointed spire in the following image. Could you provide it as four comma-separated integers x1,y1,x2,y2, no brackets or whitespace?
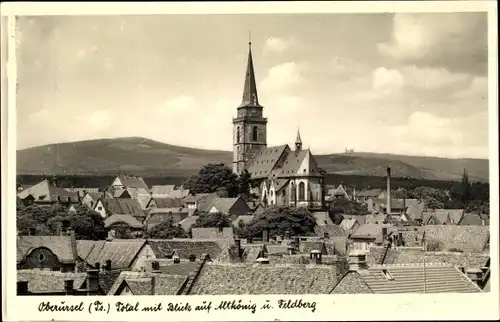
239,36,261,108
295,128,302,151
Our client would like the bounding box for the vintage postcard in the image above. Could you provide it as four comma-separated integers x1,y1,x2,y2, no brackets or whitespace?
1,1,499,321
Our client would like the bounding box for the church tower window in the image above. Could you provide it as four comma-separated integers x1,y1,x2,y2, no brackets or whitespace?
237,127,241,143
252,126,258,141
298,182,305,201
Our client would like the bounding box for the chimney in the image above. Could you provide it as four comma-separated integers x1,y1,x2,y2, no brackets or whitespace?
17,281,29,295
481,216,486,226
28,227,36,236
95,262,101,271
86,269,100,295
247,236,253,244
386,167,391,214
347,251,368,271
284,230,291,240
310,250,322,264
68,229,79,273
151,275,156,295
287,245,296,255
262,230,269,243
64,280,74,295
105,259,112,271
173,255,180,264
235,239,242,258
398,233,403,247
188,254,196,262
294,236,300,250
60,220,70,236
151,261,161,272
106,230,115,241
381,227,388,242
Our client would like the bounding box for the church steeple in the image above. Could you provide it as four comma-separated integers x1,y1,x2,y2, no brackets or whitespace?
295,129,302,151
239,38,261,108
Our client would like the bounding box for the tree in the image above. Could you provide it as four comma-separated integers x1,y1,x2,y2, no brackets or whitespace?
329,199,368,224
147,217,188,239
242,206,317,238
461,168,471,205
17,204,107,240
192,212,233,229
183,163,240,197
237,169,256,201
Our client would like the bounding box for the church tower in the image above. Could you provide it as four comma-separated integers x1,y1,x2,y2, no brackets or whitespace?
232,40,268,174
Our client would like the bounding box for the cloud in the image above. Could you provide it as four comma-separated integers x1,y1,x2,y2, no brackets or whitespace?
260,62,306,93
399,66,473,91
372,67,404,90
378,13,487,74
263,37,294,53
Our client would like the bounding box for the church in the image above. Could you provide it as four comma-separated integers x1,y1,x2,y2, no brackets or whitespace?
232,41,325,210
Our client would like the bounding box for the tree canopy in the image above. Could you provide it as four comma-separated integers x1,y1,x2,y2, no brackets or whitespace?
146,216,189,239
328,198,368,224
192,212,233,229
241,206,317,238
183,163,255,199
17,204,107,240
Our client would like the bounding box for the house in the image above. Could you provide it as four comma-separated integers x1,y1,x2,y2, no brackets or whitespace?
107,271,189,295
189,262,338,295
146,197,183,209
17,234,80,272
104,214,144,238
169,188,191,199
231,43,325,211
17,179,79,207
313,211,334,226
349,224,390,253
208,196,252,220
84,239,153,272
108,174,151,209
147,239,227,262
110,174,150,192
80,191,104,210
65,187,100,199
182,193,219,212
325,185,350,203
458,213,489,226
331,260,483,294
402,201,426,225
150,185,176,198
144,207,194,231
17,269,105,295
93,198,144,219
342,214,368,225
340,218,360,236
422,225,489,252
422,209,464,225
356,189,385,202
191,227,235,240
314,224,347,240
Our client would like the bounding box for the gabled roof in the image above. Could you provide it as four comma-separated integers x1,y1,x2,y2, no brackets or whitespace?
85,239,147,270
331,263,482,294
17,270,87,293
150,197,183,208
108,271,187,295
143,258,202,276
190,263,338,295
84,192,104,201
151,185,176,197
147,239,227,261
98,198,144,217
246,145,289,179
115,174,149,191
343,214,367,225
17,236,77,264
422,225,489,252
210,197,250,214
76,240,106,261
351,224,389,240
423,209,465,225
169,189,190,199
313,212,334,226
17,180,79,203
178,216,199,232
104,214,144,229
340,218,358,231
459,213,488,226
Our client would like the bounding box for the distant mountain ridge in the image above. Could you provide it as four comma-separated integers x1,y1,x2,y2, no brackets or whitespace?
16,137,489,182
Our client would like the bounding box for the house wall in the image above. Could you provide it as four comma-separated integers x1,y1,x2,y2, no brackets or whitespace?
111,177,123,188
18,248,68,271
94,200,107,218
81,195,95,209
130,244,157,272
351,240,373,253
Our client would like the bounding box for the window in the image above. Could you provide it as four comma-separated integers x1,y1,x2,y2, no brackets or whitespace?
252,126,258,141
38,253,46,263
303,169,306,173
98,206,102,211
291,182,296,202
270,190,274,197
298,182,305,201
237,127,241,143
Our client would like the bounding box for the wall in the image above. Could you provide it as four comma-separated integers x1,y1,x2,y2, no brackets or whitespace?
94,200,107,218
130,244,157,272
18,248,65,271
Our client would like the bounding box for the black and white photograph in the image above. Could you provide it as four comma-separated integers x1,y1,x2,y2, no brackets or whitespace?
2,2,498,320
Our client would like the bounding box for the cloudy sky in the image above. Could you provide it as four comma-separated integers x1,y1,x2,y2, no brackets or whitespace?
16,13,489,158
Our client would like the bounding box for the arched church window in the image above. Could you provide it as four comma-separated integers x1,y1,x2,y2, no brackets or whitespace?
237,127,241,143
291,182,296,202
252,126,258,141
298,182,305,201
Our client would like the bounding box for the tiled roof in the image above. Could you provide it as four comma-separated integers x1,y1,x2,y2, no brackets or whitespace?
340,218,358,231
85,192,104,202
299,240,325,254
107,271,187,295
151,197,183,208
104,214,144,229
423,225,489,252
276,149,311,178
343,214,367,225
423,209,465,225
100,198,144,217
76,240,106,261
148,207,189,215
190,263,338,295
313,212,334,226
151,185,176,197
17,270,87,293
459,213,488,226
209,197,240,214
85,239,147,270
17,236,76,264
332,263,482,294
115,174,149,191
17,180,79,203
232,215,255,227
178,216,199,232
405,201,425,220
98,270,123,294
246,145,289,179
366,214,388,224
143,258,202,276
169,189,190,199
191,227,234,240
147,239,227,261
315,225,348,238
351,224,389,240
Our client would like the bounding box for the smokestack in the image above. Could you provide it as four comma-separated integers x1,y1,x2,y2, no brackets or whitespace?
386,167,391,214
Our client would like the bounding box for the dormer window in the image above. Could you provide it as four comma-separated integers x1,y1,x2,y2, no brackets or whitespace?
382,269,394,281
